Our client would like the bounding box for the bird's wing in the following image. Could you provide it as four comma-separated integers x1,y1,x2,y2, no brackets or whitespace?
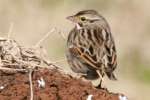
68,46,100,69
103,30,117,73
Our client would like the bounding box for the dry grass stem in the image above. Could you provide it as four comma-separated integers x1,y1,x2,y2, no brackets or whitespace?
29,69,33,100
7,22,14,39
0,27,64,99
35,28,56,47
58,31,66,40
50,57,67,64
0,66,27,72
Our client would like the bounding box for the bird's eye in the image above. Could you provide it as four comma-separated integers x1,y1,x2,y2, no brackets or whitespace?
80,17,86,21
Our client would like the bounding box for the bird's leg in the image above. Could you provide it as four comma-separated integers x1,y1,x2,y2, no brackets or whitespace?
96,77,103,89
96,70,105,89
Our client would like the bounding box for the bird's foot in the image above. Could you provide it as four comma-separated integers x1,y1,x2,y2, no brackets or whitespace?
95,83,108,91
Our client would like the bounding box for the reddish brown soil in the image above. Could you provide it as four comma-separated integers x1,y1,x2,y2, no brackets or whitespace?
0,68,120,100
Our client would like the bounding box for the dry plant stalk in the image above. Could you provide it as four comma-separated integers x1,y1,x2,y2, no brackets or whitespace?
29,69,33,100
0,27,65,100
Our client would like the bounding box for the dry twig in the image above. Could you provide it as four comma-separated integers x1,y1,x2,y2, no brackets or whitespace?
58,31,66,40
7,22,14,39
35,28,56,47
0,26,67,100
0,66,27,72
29,69,33,100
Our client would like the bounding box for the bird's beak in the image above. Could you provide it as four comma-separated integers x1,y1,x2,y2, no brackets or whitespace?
66,16,75,22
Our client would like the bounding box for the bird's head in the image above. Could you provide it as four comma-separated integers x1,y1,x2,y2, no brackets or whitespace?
67,10,104,29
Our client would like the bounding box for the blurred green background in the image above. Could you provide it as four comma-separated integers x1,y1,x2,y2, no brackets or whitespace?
0,0,150,99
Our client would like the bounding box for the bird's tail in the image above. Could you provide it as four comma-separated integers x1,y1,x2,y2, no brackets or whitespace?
106,72,117,80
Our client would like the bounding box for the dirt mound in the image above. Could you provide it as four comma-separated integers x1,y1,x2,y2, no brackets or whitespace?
0,68,122,100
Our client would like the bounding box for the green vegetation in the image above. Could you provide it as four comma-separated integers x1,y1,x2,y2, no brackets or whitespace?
139,68,150,83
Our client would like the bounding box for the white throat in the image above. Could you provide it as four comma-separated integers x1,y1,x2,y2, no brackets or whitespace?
76,23,82,30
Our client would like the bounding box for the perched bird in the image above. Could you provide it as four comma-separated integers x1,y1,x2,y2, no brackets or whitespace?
66,10,117,88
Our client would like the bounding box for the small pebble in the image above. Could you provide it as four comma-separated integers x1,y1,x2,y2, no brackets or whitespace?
37,77,45,88
0,86,4,90
86,94,93,100
119,95,128,100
